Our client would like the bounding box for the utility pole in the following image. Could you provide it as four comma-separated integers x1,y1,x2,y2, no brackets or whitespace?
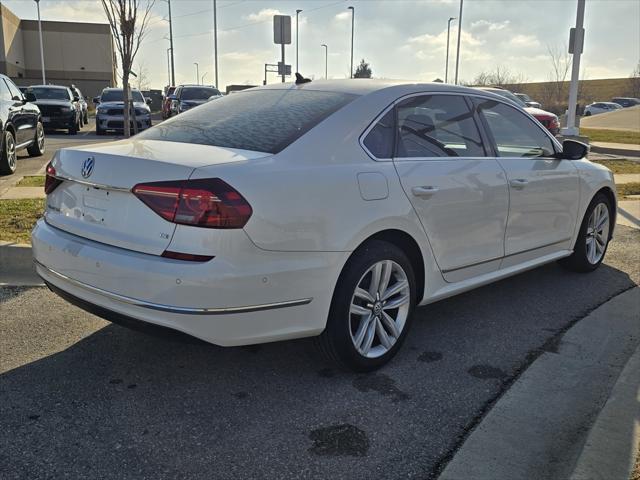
166,47,172,88
213,0,219,88
348,6,354,78
34,0,46,84
321,44,328,79
454,0,463,85
296,9,302,73
168,0,175,85
562,0,586,137
445,17,456,83
194,63,199,84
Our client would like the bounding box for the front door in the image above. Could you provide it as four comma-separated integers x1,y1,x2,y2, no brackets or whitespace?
475,98,580,264
391,94,509,282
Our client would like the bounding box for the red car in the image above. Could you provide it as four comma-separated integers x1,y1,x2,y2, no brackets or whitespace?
161,86,176,119
478,87,560,135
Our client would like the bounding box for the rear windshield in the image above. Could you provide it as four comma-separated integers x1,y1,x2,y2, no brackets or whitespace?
182,87,220,100
101,90,144,103
30,87,70,101
138,89,358,153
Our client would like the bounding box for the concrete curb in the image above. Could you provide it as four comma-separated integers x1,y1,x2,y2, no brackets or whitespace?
0,242,42,286
590,144,640,158
570,344,640,480
439,287,640,480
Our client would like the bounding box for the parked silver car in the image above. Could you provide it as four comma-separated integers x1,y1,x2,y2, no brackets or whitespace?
93,88,152,135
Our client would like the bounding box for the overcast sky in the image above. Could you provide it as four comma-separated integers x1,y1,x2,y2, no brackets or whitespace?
3,0,639,89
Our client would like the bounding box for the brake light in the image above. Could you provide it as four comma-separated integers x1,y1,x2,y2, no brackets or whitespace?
132,178,252,228
161,250,214,262
44,162,63,194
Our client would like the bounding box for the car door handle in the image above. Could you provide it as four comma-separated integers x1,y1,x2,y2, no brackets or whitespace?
509,179,529,189
412,186,439,197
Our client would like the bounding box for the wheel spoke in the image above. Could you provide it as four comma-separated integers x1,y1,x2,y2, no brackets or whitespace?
368,262,382,296
378,261,393,298
382,279,409,302
354,287,374,303
353,314,373,349
375,317,393,349
360,318,376,355
596,212,608,230
350,303,370,316
380,311,400,339
383,293,410,310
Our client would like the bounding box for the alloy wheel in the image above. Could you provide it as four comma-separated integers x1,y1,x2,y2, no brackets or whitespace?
37,124,45,152
5,132,16,170
586,202,609,264
349,260,411,358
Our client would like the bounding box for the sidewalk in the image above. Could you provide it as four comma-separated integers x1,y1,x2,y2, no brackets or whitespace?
439,287,640,480
591,142,640,157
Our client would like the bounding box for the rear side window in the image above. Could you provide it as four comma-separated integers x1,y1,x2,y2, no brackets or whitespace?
396,95,485,158
139,90,358,154
363,109,395,158
476,99,555,157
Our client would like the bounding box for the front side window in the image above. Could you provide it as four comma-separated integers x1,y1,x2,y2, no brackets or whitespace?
396,95,484,158
139,89,357,154
363,109,395,158
476,99,555,157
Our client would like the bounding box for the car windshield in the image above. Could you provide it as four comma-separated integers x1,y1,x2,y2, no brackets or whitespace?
181,87,221,100
29,87,70,101
488,89,528,108
516,93,532,102
101,90,144,102
138,89,358,153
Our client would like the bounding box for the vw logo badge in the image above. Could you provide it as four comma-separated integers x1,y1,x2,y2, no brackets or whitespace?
81,157,95,179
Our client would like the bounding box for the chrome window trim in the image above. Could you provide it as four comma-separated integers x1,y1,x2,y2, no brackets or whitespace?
50,174,131,192
35,260,313,315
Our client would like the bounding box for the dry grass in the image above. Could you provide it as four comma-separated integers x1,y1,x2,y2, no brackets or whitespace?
16,175,45,187
617,182,640,199
0,199,45,244
581,128,640,145
590,159,640,174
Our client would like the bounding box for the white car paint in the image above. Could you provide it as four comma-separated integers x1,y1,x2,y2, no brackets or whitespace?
32,80,617,352
584,102,623,116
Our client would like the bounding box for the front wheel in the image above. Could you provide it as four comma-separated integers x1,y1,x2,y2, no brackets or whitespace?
559,192,612,272
316,240,416,372
0,130,17,175
27,122,45,157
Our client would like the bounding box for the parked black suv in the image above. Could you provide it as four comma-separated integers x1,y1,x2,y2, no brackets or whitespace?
70,84,89,125
26,85,82,135
0,74,44,175
611,97,640,108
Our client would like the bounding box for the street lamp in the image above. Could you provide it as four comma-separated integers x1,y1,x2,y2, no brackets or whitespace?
212,0,219,88
34,0,45,83
321,44,328,79
194,62,199,84
445,17,456,83
296,9,302,73
166,47,172,88
163,0,176,86
348,6,354,78
454,0,463,85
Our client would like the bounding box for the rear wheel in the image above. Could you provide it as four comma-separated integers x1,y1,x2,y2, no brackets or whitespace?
585,111,592,117
68,118,78,135
559,192,612,272
0,130,17,175
27,121,45,157
95,123,104,136
316,240,416,371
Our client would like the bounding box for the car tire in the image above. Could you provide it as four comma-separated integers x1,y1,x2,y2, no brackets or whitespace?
96,124,104,136
316,240,416,372
69,119,78,135
0,129,17,175
79,114,84,128
27,122,45,157
84,112,89,124
585,111,592,117
559,192,612,273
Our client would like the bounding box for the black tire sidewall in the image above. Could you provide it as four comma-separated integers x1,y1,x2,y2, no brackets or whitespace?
571,193,612,271
326,240,416,371
0,130,16,174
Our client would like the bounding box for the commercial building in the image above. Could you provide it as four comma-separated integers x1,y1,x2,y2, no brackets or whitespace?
0,3,116,99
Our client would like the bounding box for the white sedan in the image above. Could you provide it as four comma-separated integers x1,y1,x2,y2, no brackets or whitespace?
584,101,623,116
33,80,617,371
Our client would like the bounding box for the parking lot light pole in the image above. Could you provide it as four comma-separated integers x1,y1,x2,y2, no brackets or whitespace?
321,44,328,79
454,0,463,85
166,48,172,88
34,0,46,84
194,63,199,84
165,0,176,86
562,0,586,137
296,9,302,73
445,17,456,83
213,0,219,88
348,6,354,78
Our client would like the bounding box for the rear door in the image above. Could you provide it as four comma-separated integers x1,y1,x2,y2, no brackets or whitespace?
474,97,579,265
390,94,509,282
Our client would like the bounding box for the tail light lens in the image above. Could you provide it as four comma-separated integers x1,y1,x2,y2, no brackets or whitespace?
132,178,252,229
44,162,63,194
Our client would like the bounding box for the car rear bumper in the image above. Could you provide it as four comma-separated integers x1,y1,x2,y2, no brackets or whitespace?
32,219,344,346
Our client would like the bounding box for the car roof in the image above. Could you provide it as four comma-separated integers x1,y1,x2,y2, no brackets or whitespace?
29,85,69,89
102,87,142,92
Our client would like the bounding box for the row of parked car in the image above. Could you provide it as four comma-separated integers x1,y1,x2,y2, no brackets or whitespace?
584,97,640,116
161,84,222,119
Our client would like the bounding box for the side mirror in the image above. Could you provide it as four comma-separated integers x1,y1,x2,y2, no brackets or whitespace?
25,92,36,102
560,139,589,160
145,97,152,105
168,94,177,101
93,96,100,105
73,95,80,102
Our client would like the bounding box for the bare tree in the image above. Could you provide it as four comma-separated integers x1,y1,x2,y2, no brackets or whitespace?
628,62,640,98
471,66,526,87
102,0,155,138
135,60,150,91
542,44,571,108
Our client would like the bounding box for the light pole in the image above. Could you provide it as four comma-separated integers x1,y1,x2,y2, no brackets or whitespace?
166,0,175,85
34,0,45,83
321,44,328,79
212,0,219,88
348,6,354,78
454,0,463,85
166,47,172,88
445,17,456,83
296,9,302,73
194,63,199,84
562,0,586,136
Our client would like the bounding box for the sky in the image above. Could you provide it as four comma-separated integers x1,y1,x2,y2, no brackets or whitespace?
3,0,639,89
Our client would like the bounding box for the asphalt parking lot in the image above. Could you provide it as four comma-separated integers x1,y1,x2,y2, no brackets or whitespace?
1,223,638,479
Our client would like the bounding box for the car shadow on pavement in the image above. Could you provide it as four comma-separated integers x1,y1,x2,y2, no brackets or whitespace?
1,227,638,479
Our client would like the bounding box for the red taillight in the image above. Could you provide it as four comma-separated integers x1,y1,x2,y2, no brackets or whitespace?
44,162,63,194
132,178,252,229
161,250,214,262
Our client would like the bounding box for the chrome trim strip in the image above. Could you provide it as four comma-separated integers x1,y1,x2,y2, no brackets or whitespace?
52,174,131,192
15,140,33,149
441,238,571,274
35,260,313,315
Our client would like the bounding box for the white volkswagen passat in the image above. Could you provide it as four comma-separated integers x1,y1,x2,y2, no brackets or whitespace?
33,80,616,371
